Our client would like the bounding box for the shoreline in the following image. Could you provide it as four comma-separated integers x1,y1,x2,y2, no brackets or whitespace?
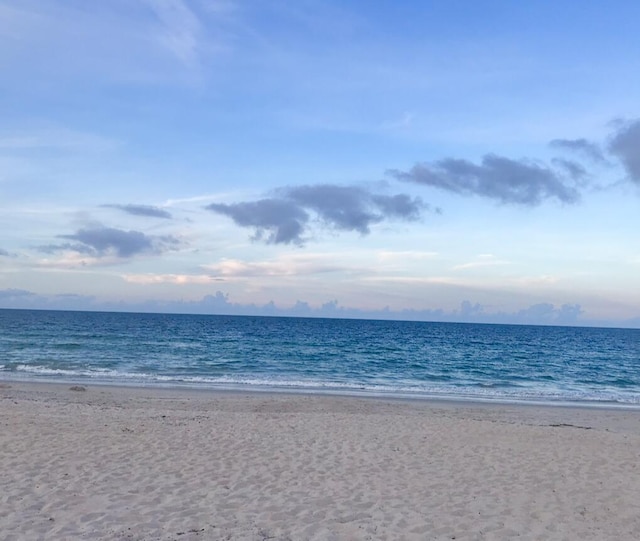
2,381,640,540
4,379,640,433
3,376,640,411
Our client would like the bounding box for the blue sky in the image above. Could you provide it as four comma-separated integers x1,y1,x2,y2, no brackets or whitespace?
1,0,640,327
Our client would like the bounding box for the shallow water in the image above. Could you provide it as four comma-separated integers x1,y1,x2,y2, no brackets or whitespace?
1,309,639,405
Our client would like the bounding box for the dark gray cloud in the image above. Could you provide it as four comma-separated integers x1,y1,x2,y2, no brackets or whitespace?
207,185,425,244
206,199,309,245
48,226,180,258
286,184,380,234
60,227,152,257
549,138,606,163
103,204,172,219
551,158,588,181
285,184,424,234
0,248,9,256
608,119,640,183
371,193,429,218
388,154,580,205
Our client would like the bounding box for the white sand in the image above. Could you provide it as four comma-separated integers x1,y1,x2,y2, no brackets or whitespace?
1,382,640,540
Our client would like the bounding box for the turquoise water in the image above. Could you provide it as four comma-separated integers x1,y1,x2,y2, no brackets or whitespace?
1,309,639,405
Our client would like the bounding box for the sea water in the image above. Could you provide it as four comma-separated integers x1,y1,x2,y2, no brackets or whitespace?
1,308,639,405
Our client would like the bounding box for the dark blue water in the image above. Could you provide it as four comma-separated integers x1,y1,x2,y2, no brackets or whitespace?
1,309,639,405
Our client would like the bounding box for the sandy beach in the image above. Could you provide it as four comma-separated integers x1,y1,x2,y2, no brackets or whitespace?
1,383,639,540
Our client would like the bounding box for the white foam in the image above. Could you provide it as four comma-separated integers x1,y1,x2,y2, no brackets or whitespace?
8,365,640,406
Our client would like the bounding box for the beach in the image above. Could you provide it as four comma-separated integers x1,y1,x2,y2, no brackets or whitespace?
2,383,640,540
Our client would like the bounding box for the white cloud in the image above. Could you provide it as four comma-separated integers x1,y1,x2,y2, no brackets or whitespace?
376,250,439,263
509,275,560,286
0,0,220,85
453,255,511,271
143,0,203,68
203,254,351,278
122,273,218,285
36,252,121,269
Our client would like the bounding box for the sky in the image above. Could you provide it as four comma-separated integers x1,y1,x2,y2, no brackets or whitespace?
1,0,640,327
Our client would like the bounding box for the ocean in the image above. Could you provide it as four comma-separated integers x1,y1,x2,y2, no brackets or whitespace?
1,308,639,406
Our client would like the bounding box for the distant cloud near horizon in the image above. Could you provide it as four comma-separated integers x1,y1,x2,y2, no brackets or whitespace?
103,204,172,219
0,288,35,300
0,288,611,328
41,226,180,259
207,183,425,245
387,154,581,206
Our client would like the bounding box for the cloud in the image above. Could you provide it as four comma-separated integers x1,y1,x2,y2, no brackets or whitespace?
103,204,172,219
376,250,438,263
285,184,380,234
44,226,180,259
0,288,35,300
513,302,583,325
608,119,640,183
207,184,426,245
451,300,584,325
203,255,347,278
0,0,220,89
550,158,588,182
549,138,606,163
371,193,427,219
453,254,510,270
285,184,424,234
0,289,97,310
143,0,203,67
0,286,629,328
206,199,309,244
122,273,220,285
0,248,10,256
388,154,581,205
60,228,153,257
